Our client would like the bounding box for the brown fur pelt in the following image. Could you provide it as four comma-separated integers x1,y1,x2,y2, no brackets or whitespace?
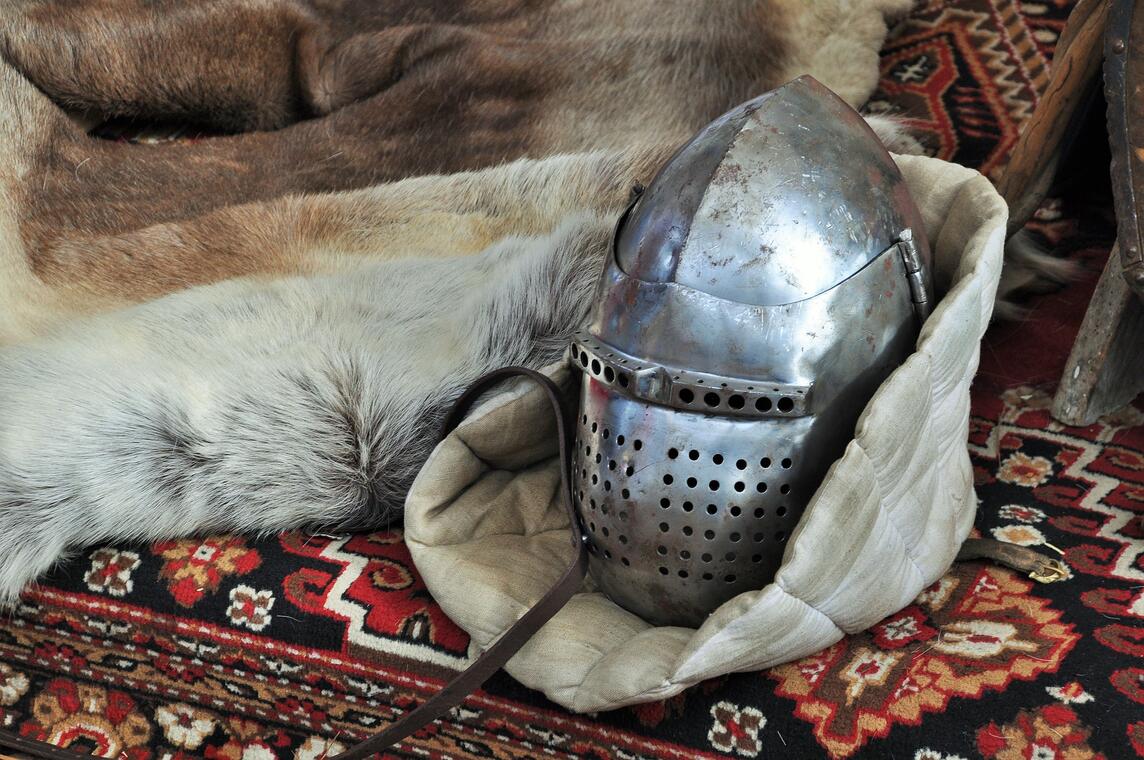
0,0,937,601
0,0,918,342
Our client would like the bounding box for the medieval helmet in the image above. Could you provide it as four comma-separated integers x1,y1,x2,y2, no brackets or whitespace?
568,76,933,627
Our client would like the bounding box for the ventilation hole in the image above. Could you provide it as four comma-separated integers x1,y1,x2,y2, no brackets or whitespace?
633,440,643,451
701,553,713,562
734,482,745,493
601,527,610,537
730,506,742,517
602,429,610,439
590,359,601,375
777,506,788,517
668,448,679,459
712,453,724,465
578,490,584,502
591,422,598,433
624,466,634,477
689,450,700,461
725,552,737,561
756,482,768,493
680,550,691,560
753,508,766,518
728,395,745,409
704,530,716,540
679,388,695,403
604,367,615,383
608,460,617,471
725,575,737,583
585,446,592,456
619,534,629,544
776,531,787,542
777,397,794,413
579,352,588,367
780,484,791,494
621,557,630,566
621,488,630,499
736,459,748,470
706,504,718,515
589,498,596,511
761,457,772,468
659,522,670,532
659,567,669,575
616,435,625,445
591,474,598,485
753,532,764,542
618,374,630,388
752,554,763,563
781,458,793,469
595,453,602,464
619,511,628,521
589,522,596,532
603,549,612,559
660,498,671,509
730,532,742,542
703,392,720,407
696,379,705,384
682,526,694,536
663,474,674,485
755,397,773,412
709,480,720,491
682,501,694,512
702,572,714,581
686,476,698,488
657,546,667,556
600,505,608,515
678,570,689,578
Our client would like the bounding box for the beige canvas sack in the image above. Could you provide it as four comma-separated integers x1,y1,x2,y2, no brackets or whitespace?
405,153,1007,713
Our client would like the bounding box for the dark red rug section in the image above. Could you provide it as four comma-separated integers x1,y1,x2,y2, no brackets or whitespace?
3,1,1142,758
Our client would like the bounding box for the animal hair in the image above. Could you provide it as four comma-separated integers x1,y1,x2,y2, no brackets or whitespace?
0,213,611,605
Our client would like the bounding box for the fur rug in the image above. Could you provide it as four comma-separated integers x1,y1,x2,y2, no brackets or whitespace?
0,0,919,603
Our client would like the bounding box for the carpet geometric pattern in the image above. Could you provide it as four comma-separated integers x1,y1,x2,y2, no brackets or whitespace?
4,0,1142,757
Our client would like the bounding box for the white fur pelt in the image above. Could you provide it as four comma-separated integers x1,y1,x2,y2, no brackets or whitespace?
0,214,611,605
0,115,961,606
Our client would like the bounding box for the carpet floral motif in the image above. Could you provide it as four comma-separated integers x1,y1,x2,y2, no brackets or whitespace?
154,537,262,607
768,565,1078,758
3,0,1142,758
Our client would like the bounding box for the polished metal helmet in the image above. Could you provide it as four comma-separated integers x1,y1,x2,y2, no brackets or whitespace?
568,76,933,627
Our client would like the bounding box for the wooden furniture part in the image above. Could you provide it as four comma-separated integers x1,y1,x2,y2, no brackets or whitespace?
997,0,1143,426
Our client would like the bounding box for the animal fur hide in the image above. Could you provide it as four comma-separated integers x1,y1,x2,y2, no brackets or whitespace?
0,0,918,603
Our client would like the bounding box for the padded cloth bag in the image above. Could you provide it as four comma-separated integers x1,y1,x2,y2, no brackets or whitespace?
404,154,1007,713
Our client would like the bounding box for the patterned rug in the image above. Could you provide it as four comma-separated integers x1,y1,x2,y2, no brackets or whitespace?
4,0,1142,758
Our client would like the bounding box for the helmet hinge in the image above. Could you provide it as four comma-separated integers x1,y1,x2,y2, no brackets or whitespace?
896,228,932,322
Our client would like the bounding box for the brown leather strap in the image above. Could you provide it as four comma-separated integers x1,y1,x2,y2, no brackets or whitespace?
955,537,1069,583
0,368,1068,759
0,729,95,760
330,367,588,759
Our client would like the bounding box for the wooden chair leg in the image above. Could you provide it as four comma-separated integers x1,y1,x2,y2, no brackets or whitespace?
1051,241,1144,425
995,0,1110,234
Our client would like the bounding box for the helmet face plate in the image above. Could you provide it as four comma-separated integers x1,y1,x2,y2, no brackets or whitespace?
571,76,934,628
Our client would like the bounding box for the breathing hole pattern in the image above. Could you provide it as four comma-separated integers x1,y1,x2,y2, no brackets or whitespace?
573,412,799,587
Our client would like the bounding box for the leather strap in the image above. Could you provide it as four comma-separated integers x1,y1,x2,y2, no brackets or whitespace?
330,367,588,759
0,366,1068,759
